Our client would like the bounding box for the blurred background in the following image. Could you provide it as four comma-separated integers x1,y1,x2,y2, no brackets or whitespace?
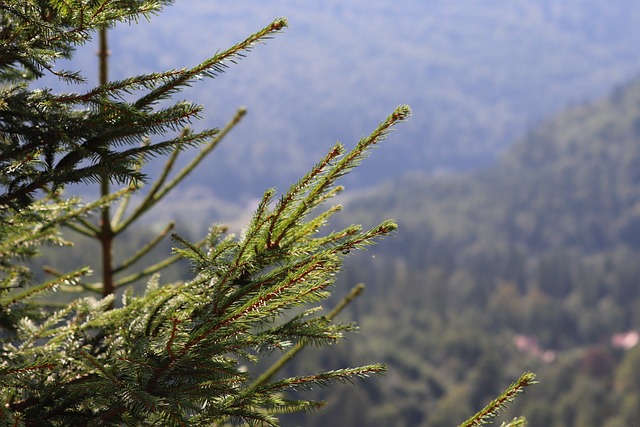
47,1,640,425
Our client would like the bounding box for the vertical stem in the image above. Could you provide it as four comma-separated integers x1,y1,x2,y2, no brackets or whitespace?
99,27,109,87
98,27,114,298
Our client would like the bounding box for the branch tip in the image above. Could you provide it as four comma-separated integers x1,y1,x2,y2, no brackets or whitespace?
271,17,288,31
391,104,412,122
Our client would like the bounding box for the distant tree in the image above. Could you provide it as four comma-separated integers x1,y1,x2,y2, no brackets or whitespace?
0,2,533,425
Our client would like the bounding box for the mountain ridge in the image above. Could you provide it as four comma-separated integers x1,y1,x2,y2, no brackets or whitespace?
342,74,640,262
50,0,640,199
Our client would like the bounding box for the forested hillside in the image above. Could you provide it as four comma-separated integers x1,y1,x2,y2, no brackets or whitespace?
281,76,640,426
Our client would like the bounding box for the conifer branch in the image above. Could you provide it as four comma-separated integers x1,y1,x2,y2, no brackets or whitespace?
111,235,205,289
137,131,187,212
110,138,149,228
41,265,102,294
255,364,386,394
50,69,187,104
113,221,175,274
65,216,101,237
459,372,537,427
134,18,287,109
501,417,528,427
59,186,133,224
151,107,247,202
116,107,246,235
113,252,182,288
248,283,366,392
266,144,344,249
0,267,90,306
3,187,129,252
268,105,410,250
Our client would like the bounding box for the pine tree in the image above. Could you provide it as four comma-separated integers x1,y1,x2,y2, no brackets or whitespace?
0,2,534,425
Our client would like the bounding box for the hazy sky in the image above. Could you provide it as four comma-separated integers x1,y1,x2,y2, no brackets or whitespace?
60,1,640,198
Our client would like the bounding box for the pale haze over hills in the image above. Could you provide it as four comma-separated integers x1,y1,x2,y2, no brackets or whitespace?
56,1,640,204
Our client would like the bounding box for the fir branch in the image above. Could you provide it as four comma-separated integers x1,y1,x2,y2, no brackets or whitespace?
116,107,245,234
248,283,366,392
268,106,410,249
257,364,386,393
112,221,175,274
459,372,537,427
150,107,247,203
0,266,91,306
134,18,287,109
501,417,528,427
113,252,182,289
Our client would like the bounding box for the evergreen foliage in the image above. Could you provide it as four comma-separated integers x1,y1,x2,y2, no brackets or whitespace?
459,372,536,427
0,2,536,426
0,2,415,425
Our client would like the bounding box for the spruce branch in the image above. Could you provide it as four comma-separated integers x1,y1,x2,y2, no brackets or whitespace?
110,137,150,228
150,107,247,202
116,107,246,234
248,283,366,392
501,417,528,427
267,105,410,250
110,234,205,290
254,364,386,395
41,265,102,294
64,215,101,238
113,252,183,289
50,69,188,104
112,221,175,274
0,267,91,306
134,18,288,109
1,186,131,255
459,372,537,427
266,144,345,249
